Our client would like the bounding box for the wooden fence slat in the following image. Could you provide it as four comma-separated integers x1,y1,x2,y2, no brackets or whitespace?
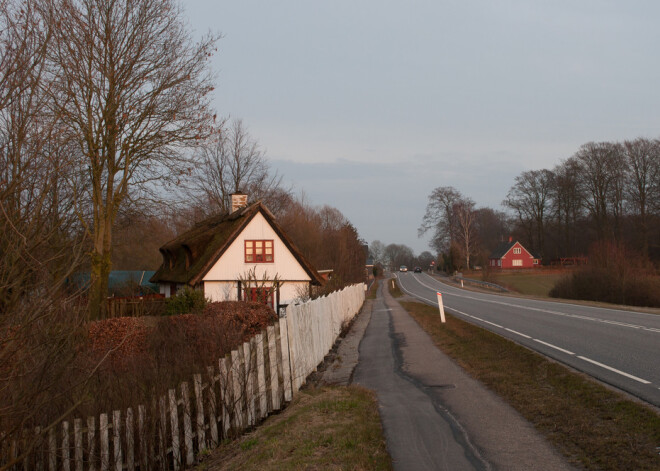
206,366,219,447
255,333,267,419
74,419,83,471
112,411,122,471
87,417,96,471
158,396,167,467
274,322,285,408
267,325,279,411
230,350,244,429
180,382,194,466
48,427,56,471
125,408,134,471
279,317,293,402
99,414,109,471
243,341,255,426
168,389,181,471
34,426,42,471
219,357,231,437
62,421,70,471
137,405,147,471
193,374,206,452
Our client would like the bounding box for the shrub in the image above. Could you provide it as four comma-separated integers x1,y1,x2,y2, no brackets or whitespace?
165,286,207,315
550,241,660,307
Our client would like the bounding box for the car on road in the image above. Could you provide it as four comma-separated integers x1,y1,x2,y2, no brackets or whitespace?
399,265,408,272
414,267,422,273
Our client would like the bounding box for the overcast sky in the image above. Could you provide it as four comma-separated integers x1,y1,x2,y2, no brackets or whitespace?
185,1,660,254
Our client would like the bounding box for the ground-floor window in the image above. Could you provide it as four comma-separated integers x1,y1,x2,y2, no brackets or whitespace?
243,286,275,308
512,259,523,267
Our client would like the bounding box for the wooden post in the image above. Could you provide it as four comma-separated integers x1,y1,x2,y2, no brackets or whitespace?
193,374,207,452
74,419,83,471
255,333,267,419
87,417,96,471
168,389,181,471
112,411,122,471
137,405,148,471
278,317,293,402
125,408,134,471
180,382,194,466
99,413,109,471
62,421,70,471
206,366,219,447
267,325,279,411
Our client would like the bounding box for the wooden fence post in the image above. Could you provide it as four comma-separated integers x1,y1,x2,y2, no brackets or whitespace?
193,374,207,453
99,413,109,471
168,389,180,471
206,366,219,448
125,408,134,471
180,382,194,467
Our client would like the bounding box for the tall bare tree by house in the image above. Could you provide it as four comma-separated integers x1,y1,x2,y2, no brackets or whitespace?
46,0,219,318
189,118,291,218
1,2,92,465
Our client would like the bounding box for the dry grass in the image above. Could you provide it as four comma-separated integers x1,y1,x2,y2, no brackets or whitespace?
402,301,660,471
197,386,392,471
491,271,564,296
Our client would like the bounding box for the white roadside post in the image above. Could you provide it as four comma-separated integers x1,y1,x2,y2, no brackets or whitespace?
461,279,464,288
436,292,446,323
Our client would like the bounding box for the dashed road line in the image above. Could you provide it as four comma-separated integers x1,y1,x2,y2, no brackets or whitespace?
533,339,575,355
505,328,531,339
577,356,651,384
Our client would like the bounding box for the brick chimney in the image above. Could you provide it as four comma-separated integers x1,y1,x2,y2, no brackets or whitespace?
508,236,513,243
231,192,248,213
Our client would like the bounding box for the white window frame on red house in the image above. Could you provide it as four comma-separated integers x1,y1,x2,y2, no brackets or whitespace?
513,247,521,254
512,259,523,266
244,239,274,263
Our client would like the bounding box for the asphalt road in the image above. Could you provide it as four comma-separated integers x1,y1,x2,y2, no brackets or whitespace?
395,271,660,408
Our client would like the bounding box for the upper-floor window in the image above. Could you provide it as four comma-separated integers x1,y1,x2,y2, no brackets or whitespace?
245,240,274,263
513,247,521,254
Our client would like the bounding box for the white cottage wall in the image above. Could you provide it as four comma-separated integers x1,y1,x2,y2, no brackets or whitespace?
202,213,312,305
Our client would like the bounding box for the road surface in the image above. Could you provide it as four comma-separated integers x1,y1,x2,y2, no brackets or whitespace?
396,271,660,408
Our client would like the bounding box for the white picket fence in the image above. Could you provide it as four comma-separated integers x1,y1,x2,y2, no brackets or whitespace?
2,284,365,471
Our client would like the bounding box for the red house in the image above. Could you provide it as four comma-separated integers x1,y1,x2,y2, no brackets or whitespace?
488,238,540,269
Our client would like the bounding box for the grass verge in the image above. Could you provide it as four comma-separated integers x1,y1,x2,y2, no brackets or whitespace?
389,278,404,298
401,301,660,471
491,272,564,297
197,386,392,471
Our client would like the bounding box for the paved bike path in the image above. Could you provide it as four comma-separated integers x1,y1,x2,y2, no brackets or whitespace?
352,279,576,471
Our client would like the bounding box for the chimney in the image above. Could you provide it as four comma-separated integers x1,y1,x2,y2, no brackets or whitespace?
231,192,248,213
508,236,513,243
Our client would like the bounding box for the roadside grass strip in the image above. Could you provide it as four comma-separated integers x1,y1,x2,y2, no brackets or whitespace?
196,386,392,471
402,301,660,471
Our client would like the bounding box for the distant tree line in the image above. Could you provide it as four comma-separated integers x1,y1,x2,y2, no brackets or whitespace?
418,138,660,272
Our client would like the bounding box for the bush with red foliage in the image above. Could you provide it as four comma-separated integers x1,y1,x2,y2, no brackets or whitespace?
80,301,277,417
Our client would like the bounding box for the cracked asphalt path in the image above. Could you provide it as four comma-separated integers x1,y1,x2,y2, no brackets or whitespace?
353,278,576,471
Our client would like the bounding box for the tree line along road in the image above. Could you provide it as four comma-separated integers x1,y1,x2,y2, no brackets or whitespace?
396,272,660,408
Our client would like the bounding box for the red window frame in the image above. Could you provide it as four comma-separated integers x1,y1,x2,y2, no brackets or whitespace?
244,287,273,306
244,239,274,263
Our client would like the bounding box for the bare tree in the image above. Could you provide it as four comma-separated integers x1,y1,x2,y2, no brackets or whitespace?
573,142,626,242
504,169,554,259
453,197,478,269
369,240,386,264
189,118,291,217
550,157,585,257
622,138,660,257
419,186,462,253
47,0,219,318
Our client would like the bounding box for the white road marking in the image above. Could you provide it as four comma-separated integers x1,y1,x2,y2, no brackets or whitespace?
505,328,531,339
533,339,575,355
405,274,660,334
577,356,651,384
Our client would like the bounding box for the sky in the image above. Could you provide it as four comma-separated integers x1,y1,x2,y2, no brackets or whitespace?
184,1,660,254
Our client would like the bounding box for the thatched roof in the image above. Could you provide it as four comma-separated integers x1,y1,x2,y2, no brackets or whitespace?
150,202,324,286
